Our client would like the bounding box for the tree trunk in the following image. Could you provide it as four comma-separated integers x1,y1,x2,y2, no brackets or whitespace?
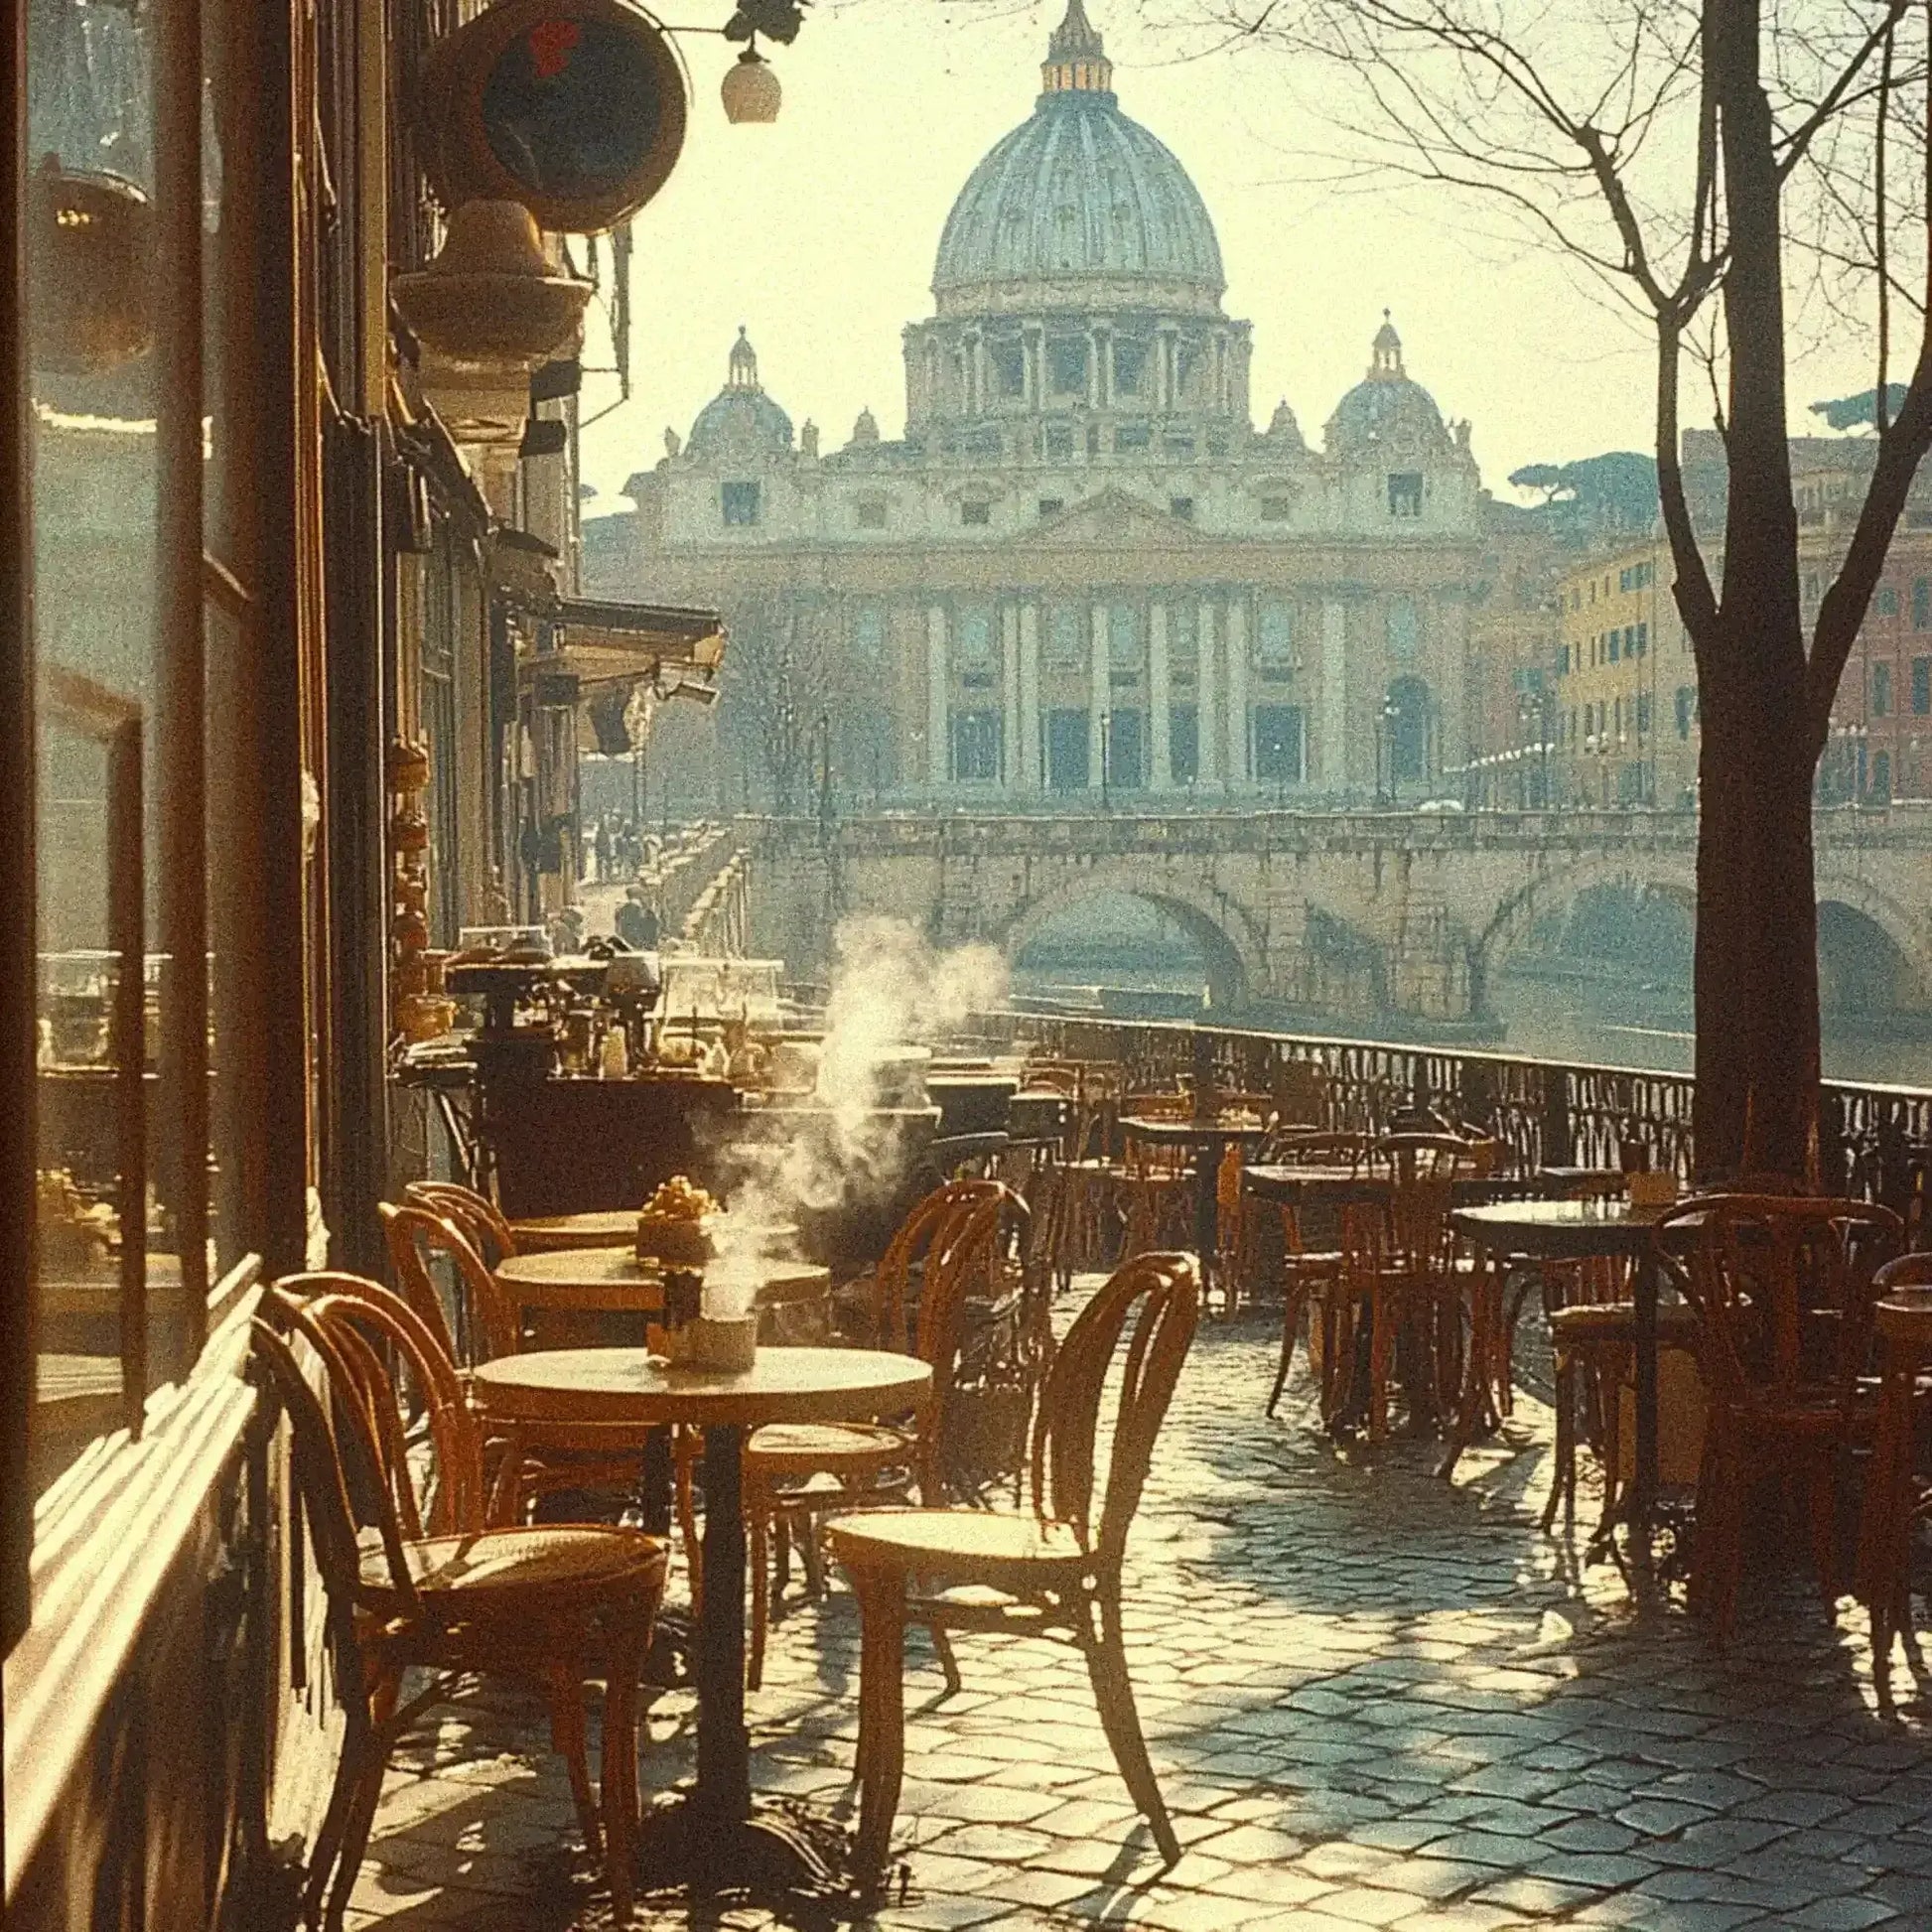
1691,0,1820,1181
1692,671,1820,1179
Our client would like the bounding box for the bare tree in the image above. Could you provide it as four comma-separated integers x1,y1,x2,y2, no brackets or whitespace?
1185,0,1932,1175
719,594,832,815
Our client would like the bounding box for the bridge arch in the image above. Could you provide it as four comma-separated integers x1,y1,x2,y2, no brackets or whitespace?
1001,867,1263,1011
1472,850,1698,1017
1475,853,1929,1020
1814,874,1929,1014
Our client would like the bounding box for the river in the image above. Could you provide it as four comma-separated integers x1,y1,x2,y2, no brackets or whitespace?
1010,958,1932,1090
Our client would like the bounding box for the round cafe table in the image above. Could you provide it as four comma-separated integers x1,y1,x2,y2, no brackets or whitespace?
1120,1114,1270,1310
508,1209,636,1253
1445,1197,1686,1563
494,1246,830,1314
1244,1164,1394,1212
472,1345,930,1890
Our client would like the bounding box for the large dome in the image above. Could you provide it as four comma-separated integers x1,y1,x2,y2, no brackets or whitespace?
932,0,1223,312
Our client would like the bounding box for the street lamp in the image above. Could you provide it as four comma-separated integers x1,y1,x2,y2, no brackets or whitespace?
1099,709,1112,813
1375,695,1400,806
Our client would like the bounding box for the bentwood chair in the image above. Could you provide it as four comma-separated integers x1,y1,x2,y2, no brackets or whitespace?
379,1198,520,1365
252,1282,666,1929
828,1252,1200,1882
1853,1252,1932,1706
1262,1134,1390,1421
377,1201,703,1582
404,1178,519,1269
1661,1193,1902,1644
744,1179,1012,1687
1118,1091,1197,1257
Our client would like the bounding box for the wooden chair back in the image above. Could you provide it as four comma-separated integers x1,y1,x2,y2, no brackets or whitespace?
379,1199,520,1365
1658,1193,1903,1411
1385,1134,1478,1274
1031,1252,1199,1570
1021,1063,1081,1098
251,1292,423,1618
869,1178,1005,1353
290,1275,486,1539
405,1180,518,1266
1874,1251,1932,1296
1261,1129,1386,1173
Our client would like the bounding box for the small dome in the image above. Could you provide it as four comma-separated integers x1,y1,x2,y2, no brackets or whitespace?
687,327,793,458
851,405,880,445
1326,313,1448,456
931,0,1223,312
1266,398,1303,443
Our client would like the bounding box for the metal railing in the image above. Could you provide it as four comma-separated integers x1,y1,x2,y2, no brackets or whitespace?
964,1010,1932,1229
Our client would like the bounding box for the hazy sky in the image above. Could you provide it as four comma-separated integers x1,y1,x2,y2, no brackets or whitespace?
575,0,1882,515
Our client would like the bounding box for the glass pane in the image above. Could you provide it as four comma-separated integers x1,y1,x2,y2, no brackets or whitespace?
27,0,167,1491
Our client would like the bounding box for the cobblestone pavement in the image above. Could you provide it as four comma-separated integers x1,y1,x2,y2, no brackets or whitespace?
349,1308,1932,1931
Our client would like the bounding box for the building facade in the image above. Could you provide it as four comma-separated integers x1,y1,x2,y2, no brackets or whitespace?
1544,434,1932,810
589,0,1486,811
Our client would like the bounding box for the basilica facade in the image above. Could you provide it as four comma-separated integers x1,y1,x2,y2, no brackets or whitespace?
586,0,1487,809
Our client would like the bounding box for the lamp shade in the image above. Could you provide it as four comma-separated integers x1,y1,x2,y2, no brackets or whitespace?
721,48,780,123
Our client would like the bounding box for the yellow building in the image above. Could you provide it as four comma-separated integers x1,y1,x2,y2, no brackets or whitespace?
1553,539,1698,808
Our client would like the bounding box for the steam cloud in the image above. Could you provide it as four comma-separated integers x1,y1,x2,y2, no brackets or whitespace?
707,917,1008,1313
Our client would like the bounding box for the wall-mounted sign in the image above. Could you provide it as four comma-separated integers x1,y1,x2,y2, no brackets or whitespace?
422,0,687,234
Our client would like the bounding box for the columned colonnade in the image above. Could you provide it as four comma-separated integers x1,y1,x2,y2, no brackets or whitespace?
920,590,1373,793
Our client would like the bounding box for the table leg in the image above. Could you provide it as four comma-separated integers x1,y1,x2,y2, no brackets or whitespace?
637,1427,673,1537
695,1422,752,1823
1631,1259,1659,1569
1193,1154,1219,1311
1438,1238,1496,1480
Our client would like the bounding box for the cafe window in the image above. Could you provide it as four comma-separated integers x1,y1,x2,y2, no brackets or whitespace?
721,481,760,526
11,0,324,1596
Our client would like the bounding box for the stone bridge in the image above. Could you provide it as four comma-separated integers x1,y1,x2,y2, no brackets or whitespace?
741,808,1932,1027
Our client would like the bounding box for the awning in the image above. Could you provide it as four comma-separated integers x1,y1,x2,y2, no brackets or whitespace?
513,595,726,695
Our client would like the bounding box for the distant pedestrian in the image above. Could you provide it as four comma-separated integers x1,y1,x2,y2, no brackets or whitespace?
616,889,659,950
594,814,614,884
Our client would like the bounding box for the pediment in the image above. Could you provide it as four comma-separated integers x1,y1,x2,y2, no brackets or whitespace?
1026,487,1203,545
